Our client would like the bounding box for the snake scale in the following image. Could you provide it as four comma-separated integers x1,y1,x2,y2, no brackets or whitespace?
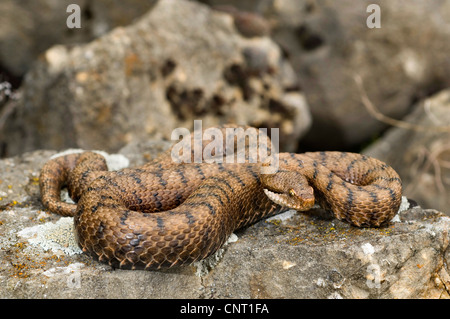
39,126,402,270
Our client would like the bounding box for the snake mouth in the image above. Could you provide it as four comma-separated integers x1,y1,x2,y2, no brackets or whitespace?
263,188,310,211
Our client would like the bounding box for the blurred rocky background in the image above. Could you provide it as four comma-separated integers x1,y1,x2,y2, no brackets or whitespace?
1,0,450,211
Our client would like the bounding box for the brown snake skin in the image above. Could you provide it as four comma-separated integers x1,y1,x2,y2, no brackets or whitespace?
39,127,402,270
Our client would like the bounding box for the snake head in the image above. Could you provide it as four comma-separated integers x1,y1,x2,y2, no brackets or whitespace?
261,171,315,211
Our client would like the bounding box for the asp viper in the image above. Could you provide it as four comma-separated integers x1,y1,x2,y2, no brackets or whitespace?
39,126,402,270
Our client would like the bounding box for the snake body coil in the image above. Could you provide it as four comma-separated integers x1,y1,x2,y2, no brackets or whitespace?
39,127,402,270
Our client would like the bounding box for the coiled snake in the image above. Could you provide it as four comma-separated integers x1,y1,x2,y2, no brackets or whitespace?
39,126,402,270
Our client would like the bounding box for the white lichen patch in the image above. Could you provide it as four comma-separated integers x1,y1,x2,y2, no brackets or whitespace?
398,196,410,213
281,260,296,269
392,196,412,223
50,149,130,171
266,209,297,222
42,262,84,278
17,217,82,255
361,242,375,255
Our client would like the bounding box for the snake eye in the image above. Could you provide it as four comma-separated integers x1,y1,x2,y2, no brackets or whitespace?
289,189,297,197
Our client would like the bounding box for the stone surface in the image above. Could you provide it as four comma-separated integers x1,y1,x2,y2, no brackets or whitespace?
0,147,449,299
202,0,450,150
364,89,450,215
2,0,310,157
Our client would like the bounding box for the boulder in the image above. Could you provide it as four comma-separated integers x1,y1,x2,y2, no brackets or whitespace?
0,0,157,78
364,89,450,215
2,0,310,157
202,0,450,150
0,147,448,299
